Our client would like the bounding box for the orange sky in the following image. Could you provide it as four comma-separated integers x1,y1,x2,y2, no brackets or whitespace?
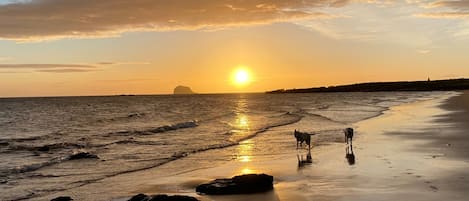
0,0,468,97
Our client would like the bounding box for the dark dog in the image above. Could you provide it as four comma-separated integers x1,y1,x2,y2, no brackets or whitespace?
294,129,311,149
344,127,354,145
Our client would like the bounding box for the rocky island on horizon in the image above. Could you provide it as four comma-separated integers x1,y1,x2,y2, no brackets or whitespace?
173,85,195,95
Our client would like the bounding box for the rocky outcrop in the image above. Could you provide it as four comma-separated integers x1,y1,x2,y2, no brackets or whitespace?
68,152,99,160
50,196,73,201
173,86,195,95
128,194,199,201
196,174,274,195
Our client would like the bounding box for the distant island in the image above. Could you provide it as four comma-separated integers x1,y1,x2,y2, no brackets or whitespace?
173,85,195,95
266,78,469,94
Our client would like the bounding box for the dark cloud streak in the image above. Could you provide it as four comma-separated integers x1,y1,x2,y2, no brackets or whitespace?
35,69,96,73
0,64,96,69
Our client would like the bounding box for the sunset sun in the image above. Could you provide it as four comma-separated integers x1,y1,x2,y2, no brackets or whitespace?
233,68,251,86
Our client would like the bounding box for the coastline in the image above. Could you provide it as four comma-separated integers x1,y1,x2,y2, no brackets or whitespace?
37,91,468,201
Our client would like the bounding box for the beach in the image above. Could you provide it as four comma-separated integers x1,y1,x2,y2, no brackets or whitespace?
3,1,469,200
25,91,467,201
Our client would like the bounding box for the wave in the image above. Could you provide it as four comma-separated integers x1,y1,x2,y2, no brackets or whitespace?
105,120,198,136
65,113,304,188
301,112,346,124
2,142,85,153
0,152,99,178
104,112,147,122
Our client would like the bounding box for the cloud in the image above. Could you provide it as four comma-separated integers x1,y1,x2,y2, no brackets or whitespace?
416,11,469,18
0,61,150,73
0,63,97,73
0,57,12,61
97,78,159,82
0,0,352,41
417,49,430,54
415,0,469,19
35,69,96,73
96,62,151,65
0,64,96,69
429,0,469,9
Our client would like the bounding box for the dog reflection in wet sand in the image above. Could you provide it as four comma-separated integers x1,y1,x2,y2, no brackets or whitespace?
345,144,355,165
297,149,313,169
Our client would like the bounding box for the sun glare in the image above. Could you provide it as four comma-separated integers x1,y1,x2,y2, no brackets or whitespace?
233,68,251,86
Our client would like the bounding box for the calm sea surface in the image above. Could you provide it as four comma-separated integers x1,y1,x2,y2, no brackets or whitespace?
0,92,447,200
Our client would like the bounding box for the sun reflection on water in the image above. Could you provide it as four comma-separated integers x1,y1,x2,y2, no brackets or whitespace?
237,139,253,162
239,155,250,162
233,97,258,174
230,97,251,141
240,167,256,174
237,115,249,129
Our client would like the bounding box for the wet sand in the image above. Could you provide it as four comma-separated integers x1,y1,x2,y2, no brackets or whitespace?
41,91,469,201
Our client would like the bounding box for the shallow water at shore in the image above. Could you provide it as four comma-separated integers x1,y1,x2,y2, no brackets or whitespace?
0,92,454,200
93,91,466,201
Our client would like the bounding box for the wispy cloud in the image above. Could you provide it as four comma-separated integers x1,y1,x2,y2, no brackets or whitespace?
0,57,12,61
417,49,430,54
0,0,353,41
96,62,151,66
35,69,97,73
0,63,98,73
429,0,469,9
97,78,159,82
416,11,469,18
415,0,469,19
0,61,150,73
0,64,96,69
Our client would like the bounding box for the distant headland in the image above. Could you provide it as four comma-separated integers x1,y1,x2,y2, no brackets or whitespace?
173,85,195,95
266,78,469,94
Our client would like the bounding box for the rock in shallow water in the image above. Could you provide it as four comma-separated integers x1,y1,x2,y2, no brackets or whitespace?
50,196,73,201
128,193,199,201
196,173,274,195
68,152,99,160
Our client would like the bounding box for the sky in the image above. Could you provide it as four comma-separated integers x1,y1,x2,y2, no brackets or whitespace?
0,0,468,97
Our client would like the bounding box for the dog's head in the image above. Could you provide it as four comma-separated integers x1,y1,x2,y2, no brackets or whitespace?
294,129,300,137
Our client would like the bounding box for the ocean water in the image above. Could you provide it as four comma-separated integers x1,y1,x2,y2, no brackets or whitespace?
0,92,447,200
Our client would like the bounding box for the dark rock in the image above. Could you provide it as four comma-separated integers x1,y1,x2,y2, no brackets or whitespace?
173,86,195,95
50,196,73,201
37,146,51,152
128,194,199,201
68,152,99,160
128,194,150,201
150,194,199,201
36,143,85,152
196,173,274,195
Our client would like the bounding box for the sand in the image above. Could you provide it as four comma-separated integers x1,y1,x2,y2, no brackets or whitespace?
41,91,469,201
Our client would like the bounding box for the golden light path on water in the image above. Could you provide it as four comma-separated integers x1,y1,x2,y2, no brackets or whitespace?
233,97,258,174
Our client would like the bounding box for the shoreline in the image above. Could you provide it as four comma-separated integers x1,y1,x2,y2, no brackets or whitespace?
37,91,468,201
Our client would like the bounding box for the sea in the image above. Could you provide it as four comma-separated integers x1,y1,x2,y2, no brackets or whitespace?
0,92,450,200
